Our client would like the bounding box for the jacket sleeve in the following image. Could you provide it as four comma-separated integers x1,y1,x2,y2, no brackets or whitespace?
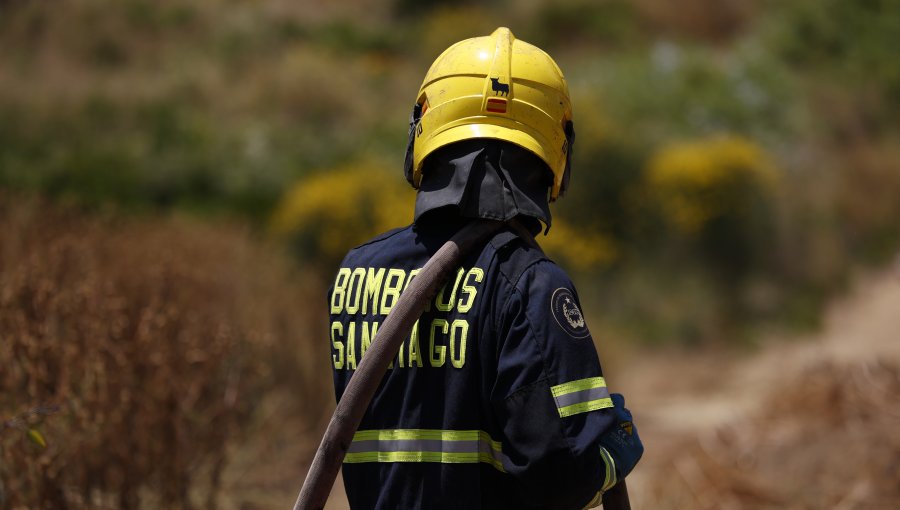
492,260,617,510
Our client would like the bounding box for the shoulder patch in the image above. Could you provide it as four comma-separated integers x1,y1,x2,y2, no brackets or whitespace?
550,288,590,339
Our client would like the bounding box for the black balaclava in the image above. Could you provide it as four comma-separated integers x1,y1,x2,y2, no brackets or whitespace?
414,139,554,233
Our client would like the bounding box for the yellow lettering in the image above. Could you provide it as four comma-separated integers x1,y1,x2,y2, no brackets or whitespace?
381,269,406,315
330,268,351,314
361,321,378,359
362,268,385,315
331,321,344,369
408,320,423,368
450,319,468,368
345,268,366,315
457,268,484,313
345,322,357,370
435,268,465,312
429,319,448,367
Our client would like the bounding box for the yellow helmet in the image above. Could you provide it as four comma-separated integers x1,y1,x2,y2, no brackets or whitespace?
403,27,575,201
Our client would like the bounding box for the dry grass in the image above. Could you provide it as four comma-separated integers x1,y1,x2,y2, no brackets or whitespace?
621,270,900,509
0,195,331,509
637,360,900,509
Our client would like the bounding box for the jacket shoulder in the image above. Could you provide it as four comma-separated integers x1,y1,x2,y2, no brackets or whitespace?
488,227,553,289
337,225,412,269
351,225,410,250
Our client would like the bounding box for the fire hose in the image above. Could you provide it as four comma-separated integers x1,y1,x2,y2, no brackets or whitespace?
292,219,631,510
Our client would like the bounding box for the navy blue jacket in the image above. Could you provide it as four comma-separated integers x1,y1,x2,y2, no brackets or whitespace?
328,218,617,509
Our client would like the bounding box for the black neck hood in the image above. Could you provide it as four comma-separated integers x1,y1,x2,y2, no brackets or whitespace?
414,140,553,231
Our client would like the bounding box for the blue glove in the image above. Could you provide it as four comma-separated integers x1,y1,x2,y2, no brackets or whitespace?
598,393,643,484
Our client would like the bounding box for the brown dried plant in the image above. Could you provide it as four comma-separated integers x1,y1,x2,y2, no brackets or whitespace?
0,195,331,509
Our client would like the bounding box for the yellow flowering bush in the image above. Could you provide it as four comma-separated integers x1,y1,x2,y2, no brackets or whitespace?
541,220,618,271
270,164,415,264
646,136,779,234
272,162,620,271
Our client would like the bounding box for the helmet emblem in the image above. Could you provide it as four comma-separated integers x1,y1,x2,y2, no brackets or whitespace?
490,77,510,96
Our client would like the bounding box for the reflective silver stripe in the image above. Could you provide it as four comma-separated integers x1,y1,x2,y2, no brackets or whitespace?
344,429,508,472
550,377,614,417
349,439,488,454
553,386,611,409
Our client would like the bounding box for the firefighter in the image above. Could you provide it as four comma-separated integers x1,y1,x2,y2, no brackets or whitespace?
328,27,643,509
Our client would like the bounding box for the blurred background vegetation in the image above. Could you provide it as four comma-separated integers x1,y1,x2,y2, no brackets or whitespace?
1,0,899,508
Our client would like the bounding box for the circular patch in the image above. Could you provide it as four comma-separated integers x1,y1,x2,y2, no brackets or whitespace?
551,288,590,339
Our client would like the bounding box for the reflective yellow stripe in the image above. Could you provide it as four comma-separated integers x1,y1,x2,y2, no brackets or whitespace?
551,376,612,417
550,376,606,397
344,451,505,471
581,491,602,509
557,398,614,418
352,429,499,447
579,447,619,508
599,446,617,492
345,429,506,472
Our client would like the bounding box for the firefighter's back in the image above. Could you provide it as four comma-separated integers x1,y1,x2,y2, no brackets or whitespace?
329,217,529,509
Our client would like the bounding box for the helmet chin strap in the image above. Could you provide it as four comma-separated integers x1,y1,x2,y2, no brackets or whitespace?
403,102,423,187
558,120,576,199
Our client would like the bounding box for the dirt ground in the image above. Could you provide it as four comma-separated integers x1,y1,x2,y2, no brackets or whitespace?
234,263,900,509
619,264,900,509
